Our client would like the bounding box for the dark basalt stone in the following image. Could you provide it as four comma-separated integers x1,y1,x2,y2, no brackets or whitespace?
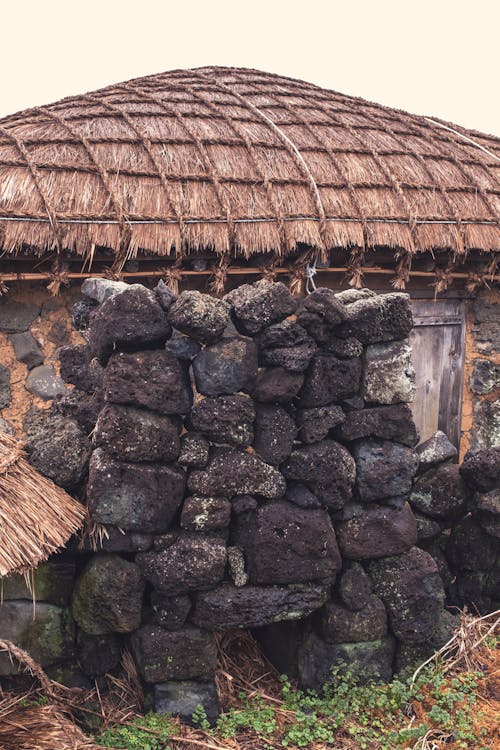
165,331,201,361
191,582,329,630
188,448,286,499
296,288,347,343
318,595,387,643
0,299,40,333
9,331,44,369
130,625,217,683
446,517,498,572
368,547,445,643
189,394,255,447
52,389,103,435
76,631,122,677
337,404,418,446
154,279,177,311
296,404,345,444
410,464,468,520
414,512,442,542
416,430,458,470
180,496,231,531
26,414,92,488
363,340,415,404
282,440,355,510
72,298,98,330
469,358,500,395
470,399,500,451
104,350,192,415
168,290,230,344
58,344,103,393
88,284,172,362
87,449,185,532
460,446,500,492
284,483,322,509
251,367,304,403
352,439,418,502
335,288,376,305
75,527,153,553
154,680,220,727
1,562,75,606
231,494,258,514
151,593,192,630
253,404,297,465
192,337,258,397
25,365,67,400
0,365,11,409
323,336,363,358
336,502,417,560
298,353,362,407
234,501,341,585
298,633,395,690
226,279,297,335
71,555,144,635
257,320,316,372
178,433,210,468
338,563,373,611
337,292,413,344
136,533,226,595
93,403,181,462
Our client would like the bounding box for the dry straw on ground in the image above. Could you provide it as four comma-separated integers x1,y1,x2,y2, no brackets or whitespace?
0,66,499,277
0,430,86,577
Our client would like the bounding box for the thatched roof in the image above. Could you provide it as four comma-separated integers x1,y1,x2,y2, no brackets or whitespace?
0,432,85,577
0,66,499,271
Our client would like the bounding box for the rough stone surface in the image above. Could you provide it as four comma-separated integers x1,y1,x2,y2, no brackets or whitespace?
335,288,376,305
394,610,459,677
257,320,317,372
323,336,364,358
253,404,297,464
0,602,74,675
227,546,248,587
299,353,362,406
48,319,70,346
76,631,122,677
94,403,181,462
72,298,98,330
190,394,255,446
154,279,177,311
416,430,458,471
27,414,92,487
71,555,144,635
151,593,192,630
52,389,103,435
460,447,500,492
469,359,500,395
336,503,417,559
25,365,67,400
296,288,347,343
0,364,11,408
192,337,258,397
181,496,231,531
352,439,418,502
296,404,345,445
9,331,44,369
284,483,321,509
81,277,130,303
368,547,445,642
131,625,217,683
414,512,442,542
319,596,387,643
76,527,153,554
178,433,210,468
282,440,355,509
188,448,286,499
298,633,395,690
410,464,467,520
191,582,329,630
251,367,304,403
0,299,40,332
104,350,192,414
89,284,172,361
136,533,227,595
154,680,220,726
0,417,14,434
472,297,500,354
58,344,103,393
165,331,201,360
1,562,75,606
168,290,229,344
446,517,498,572
235,501,341,585
338,563,373,611
470,399,500,450
87,449,185,532
338,293,413,344
363,340,416,404
226,279,297,335
338,404,418,446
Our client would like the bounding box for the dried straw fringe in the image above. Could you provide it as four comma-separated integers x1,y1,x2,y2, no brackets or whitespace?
0,431,85,577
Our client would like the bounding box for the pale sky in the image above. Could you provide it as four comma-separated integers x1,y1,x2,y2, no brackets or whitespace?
1,0,499,136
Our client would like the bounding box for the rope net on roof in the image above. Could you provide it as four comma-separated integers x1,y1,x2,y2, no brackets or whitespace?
0,66,499,282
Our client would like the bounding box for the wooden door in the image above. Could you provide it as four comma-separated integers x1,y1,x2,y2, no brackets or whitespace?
409,300,466,449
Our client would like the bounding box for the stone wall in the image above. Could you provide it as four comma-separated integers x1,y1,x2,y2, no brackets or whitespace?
0,278,498,723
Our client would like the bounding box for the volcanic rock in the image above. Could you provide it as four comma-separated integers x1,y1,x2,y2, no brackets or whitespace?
284,483,321,509
299,353,362,407
410,464,467,520
25,365,67,400
178,433,210,468
188,448,286,499
336,502,417,559
192,337,258,396
319,596,387,643
253,404,297,464
226,279,297,335
416,430,458,471
180,496,231,531
251,367,304,403
446,517,498,572
257,320,316,372
154,680,220,726
151,593,192,630
337,404,418,446
0,299,40,333
76,631,122,677
189,394,255,446
459,446,500,492
337,292,413,344
165,331,201,360
131,625,217,683
296,288,347,343
352,439,418,502
296,404,345,444
168,290,229,344
282,440,355,509
27,414,92,488
338,563,373,611
10,331,44,369
58,344,104,393
363,340,416,404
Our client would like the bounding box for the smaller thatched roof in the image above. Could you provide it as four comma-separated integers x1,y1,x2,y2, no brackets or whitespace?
0,431,85,577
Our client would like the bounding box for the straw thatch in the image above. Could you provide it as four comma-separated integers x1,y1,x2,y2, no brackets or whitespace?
0,66,499,271
0,431,85,577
